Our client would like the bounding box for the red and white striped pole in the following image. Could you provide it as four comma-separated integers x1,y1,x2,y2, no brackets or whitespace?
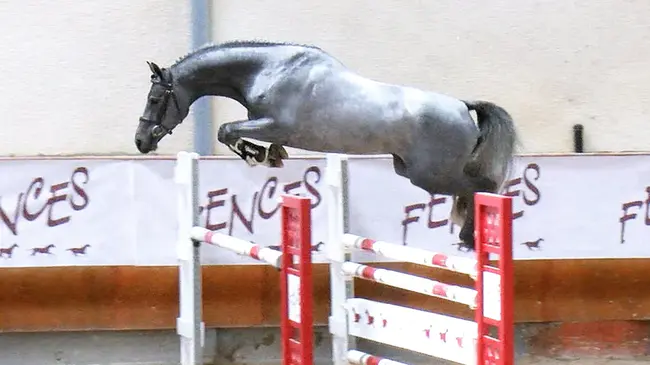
348,350,408,365
341,261,478,308
342,234,477,277
190,227,283,268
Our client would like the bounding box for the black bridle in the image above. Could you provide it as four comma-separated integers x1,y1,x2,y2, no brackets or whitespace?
139,77,181,138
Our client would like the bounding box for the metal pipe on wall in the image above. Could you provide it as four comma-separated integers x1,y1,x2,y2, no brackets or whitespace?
573,124,584,153
190,0,214,155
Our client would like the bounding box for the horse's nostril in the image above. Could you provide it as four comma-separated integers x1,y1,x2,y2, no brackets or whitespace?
135,139,142,149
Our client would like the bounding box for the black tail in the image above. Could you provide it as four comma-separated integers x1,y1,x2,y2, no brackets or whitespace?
463,100,518,192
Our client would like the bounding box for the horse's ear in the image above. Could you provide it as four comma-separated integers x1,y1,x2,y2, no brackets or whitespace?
147,61,163,77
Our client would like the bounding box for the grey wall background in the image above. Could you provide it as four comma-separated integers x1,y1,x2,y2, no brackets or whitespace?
1,0,648,156
0,0,194,156
209,0,650,155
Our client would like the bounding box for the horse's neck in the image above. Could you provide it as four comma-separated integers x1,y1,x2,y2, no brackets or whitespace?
172,49,270,104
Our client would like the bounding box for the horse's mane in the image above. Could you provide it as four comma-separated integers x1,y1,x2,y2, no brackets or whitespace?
172,39,322,66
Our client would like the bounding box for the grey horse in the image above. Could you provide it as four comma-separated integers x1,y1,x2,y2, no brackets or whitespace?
135,40,517,250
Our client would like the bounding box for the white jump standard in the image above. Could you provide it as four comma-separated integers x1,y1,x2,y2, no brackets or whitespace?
175,151,315,365
325,154,514,365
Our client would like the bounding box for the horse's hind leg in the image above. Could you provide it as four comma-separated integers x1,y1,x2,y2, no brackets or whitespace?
217,118,289,168
400,154,475,246
455,174,499,250
400,143,493,250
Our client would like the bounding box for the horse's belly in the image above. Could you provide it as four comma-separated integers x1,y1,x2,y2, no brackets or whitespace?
283,117,404,155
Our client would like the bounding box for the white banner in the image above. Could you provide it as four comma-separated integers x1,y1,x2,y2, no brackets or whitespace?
347,155,650,261
0,154,649,267
130,158,331,266
0,159,136,267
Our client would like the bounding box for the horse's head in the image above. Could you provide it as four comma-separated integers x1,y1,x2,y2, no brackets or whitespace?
135,61,187,154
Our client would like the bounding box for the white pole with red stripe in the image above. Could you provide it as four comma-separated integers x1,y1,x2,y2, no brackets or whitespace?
347,350,409,365
341,262,477,308
190,226,283,268
342,234,477,277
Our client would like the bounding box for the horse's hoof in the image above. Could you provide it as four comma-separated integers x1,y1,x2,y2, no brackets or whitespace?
267,157,284,168
267,144,287,168
269,144,288,159
217,124,231,144
272,144,289,159
453,241,475,252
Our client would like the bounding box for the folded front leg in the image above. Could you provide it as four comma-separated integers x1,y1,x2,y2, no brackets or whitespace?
217,118,289,168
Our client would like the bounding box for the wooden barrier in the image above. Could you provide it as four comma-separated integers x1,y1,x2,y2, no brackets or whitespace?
3,259,650,331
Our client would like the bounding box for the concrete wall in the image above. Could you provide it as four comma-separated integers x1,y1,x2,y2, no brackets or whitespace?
210,0,650,155
1,1,649,156
0,1,194,156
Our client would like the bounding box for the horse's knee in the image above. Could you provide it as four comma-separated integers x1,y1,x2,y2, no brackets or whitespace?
450,196,469,227
392,154,408,178
449,194,477,251
217,123,234,144
458,219,476,250
473,176,498,193
464,162,499,193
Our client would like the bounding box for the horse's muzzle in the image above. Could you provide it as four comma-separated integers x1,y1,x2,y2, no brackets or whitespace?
135,135,157,154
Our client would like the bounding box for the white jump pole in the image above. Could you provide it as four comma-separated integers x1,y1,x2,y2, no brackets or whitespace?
190,226,283,268
175,151,205,365
348,350,409,365
342,234,477,277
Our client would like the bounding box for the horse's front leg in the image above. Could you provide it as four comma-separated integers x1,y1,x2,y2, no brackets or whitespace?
217,118,288,168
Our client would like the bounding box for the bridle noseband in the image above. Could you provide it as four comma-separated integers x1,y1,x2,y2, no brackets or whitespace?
139,77,181,138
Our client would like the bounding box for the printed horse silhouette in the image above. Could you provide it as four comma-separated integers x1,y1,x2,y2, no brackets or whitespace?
67,244,91,256
30,244,55,256
521,238,543,250
135,40,518,250
0,244,19,258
